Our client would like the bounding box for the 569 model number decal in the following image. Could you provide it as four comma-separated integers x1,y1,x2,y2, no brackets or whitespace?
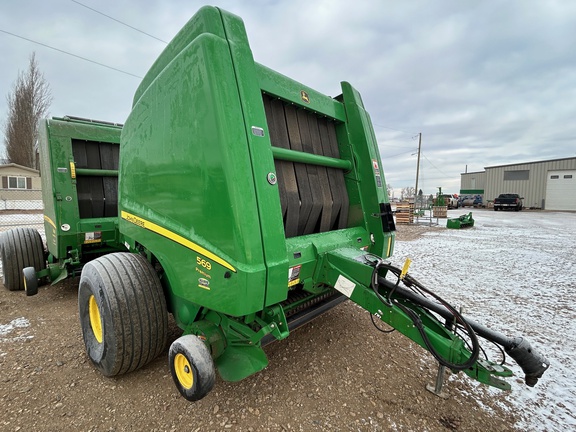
196,256,212,271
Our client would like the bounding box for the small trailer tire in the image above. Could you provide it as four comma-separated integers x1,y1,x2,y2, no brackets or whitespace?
78,253,168,377
23,267,39,296
169,335,216,401
0,228,45,291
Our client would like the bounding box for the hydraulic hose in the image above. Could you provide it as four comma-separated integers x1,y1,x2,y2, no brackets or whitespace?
377,273,550,386
370,260,480,371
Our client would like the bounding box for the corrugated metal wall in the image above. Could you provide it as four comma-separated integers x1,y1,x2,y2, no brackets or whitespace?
481,158,576,208
460,171,486,193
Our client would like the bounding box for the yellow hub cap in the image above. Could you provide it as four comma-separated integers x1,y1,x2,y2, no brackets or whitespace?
174,353,194,389
89,295,103,343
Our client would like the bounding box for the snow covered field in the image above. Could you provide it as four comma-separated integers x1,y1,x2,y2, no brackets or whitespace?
392,209,576,432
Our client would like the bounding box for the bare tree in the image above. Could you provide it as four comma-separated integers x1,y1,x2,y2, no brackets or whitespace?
3,53,52,169
400,186,415,201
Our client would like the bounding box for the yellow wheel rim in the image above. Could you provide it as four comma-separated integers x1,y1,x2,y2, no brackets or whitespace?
174,353,194,389
89,295,103,343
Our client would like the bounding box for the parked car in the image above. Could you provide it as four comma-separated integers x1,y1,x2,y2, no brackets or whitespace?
494,193,523,211
460,195,484,208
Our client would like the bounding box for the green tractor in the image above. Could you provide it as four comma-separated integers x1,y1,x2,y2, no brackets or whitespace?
0,6,548,401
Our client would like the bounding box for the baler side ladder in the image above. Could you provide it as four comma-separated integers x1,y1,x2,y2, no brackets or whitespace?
318,247,550,390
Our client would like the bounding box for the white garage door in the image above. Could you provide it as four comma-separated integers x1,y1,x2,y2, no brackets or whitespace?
545,170,576,211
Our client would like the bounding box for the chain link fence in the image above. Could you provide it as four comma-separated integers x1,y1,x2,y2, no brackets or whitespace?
0,189,44,229
0,189,45,279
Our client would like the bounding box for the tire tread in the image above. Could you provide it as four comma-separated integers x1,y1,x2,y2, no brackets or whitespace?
79,252,168,376
1,228,44,291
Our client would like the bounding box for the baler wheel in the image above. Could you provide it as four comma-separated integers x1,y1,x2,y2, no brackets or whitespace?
0,228,45,291
23,267,39,296
78,253,168,376
169,335,215,401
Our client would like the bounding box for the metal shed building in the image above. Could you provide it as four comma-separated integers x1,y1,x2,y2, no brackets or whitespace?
461,157,576,211
460,171,486,196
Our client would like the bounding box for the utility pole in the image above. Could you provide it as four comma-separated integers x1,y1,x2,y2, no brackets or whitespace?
414,132,422,205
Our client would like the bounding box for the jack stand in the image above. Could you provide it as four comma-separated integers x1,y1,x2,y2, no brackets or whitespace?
426,363,449,399
427,305,464,398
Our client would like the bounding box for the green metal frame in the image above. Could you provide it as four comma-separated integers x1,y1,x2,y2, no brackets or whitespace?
318,248,512,389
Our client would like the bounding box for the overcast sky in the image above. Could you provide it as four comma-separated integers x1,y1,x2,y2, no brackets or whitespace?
1,0,575,196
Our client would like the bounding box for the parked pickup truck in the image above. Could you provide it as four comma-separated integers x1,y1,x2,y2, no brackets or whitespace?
434,194,459,209
494,193,523,211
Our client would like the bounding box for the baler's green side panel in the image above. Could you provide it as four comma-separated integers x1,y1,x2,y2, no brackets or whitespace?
119,7,284,320
339,83,395,258
38,118,121,260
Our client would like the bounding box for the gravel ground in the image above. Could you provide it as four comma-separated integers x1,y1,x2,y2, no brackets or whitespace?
0,222,523,432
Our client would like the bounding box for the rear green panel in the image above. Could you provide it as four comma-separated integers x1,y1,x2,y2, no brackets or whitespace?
38,117,122,260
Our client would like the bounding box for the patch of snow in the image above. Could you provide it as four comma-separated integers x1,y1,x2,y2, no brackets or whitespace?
392,210,576,432
0,317,30,335
0,317,33,353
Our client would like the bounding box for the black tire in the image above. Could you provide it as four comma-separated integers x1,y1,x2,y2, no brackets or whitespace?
23,267,39,296
169,335,216,401
78,252,168,377
0,228,45,291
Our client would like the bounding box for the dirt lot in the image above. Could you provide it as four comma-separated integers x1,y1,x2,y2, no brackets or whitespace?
0,224,520,432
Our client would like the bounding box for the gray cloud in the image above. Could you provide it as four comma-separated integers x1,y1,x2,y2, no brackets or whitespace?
1,0,574,195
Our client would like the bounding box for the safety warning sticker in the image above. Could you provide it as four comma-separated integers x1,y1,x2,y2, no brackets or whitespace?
288,265,301,287
371,159,380,175
372,159,382,187
84,232,102,244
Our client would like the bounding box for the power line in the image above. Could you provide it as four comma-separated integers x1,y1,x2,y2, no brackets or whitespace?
71,0,168,44
372,122,415,134
381,149,419,158
421,153,451,177
0,29,142,79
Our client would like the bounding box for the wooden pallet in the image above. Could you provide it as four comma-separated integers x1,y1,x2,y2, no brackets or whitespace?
432,206,447,218
395,202,414,224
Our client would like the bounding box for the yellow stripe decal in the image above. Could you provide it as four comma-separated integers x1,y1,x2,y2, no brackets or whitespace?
121,211,236,272
386,237,392,257
43,215,57,230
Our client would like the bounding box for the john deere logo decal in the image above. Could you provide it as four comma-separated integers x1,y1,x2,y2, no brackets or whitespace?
300,90,310,104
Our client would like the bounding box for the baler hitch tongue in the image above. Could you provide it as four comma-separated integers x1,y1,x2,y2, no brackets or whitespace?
505,337,550,386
